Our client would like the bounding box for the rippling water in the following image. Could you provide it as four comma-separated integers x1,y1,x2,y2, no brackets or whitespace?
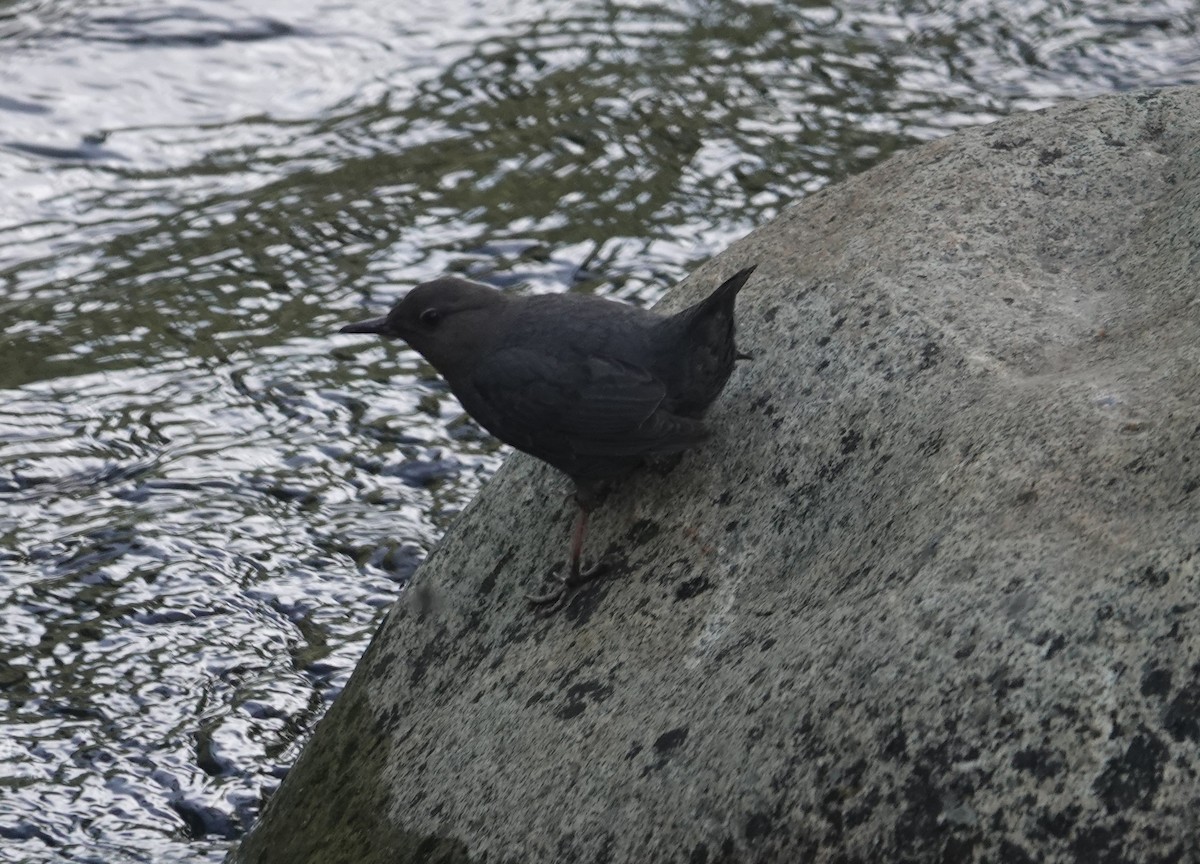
0,0,1196,860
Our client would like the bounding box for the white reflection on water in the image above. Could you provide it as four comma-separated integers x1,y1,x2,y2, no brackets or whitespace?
1,0,1198,860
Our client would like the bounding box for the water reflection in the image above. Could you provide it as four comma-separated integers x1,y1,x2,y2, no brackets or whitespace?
1,0,1197,860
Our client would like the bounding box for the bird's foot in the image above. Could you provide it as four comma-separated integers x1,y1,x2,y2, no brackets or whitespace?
646,452,685,476
526,559,610,615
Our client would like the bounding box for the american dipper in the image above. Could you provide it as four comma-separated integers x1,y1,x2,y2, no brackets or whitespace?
340,265,756,610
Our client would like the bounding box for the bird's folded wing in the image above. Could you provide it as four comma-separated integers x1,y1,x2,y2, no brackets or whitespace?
468,348,682,456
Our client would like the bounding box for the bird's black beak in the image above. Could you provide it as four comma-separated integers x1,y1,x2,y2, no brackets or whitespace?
339,315,389,335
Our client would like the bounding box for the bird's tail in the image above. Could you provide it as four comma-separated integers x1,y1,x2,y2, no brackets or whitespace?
693,264,757,317
655,264,757,417
673,263,757,347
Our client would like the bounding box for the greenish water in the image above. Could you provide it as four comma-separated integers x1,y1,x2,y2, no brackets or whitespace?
0,0,1196,861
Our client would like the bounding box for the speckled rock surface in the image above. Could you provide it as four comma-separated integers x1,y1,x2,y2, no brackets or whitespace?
234,86,1200,864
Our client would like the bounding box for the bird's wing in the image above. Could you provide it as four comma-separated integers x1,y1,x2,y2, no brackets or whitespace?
466,348,694,458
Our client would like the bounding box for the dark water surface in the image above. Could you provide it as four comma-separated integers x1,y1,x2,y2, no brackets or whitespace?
0,0,1196,860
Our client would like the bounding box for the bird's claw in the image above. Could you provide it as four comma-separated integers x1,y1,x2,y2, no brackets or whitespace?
526,559,610,615
525,577,570,614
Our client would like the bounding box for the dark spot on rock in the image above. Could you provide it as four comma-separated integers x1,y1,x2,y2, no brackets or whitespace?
917,431,943,456
592,834,614,864
557,702,585,720
461,608,486,634
1139,565,1169,588
999,839,1036,864
744,812,772,842
892,741,987,858
554,832,578,860
763,306,779,324
1036,805,1079,840
816,335,830,346
409,628,449,686
1043,633,1066,659
371,651,398,679
989,136,1030,150
845,790,879,834
641,726,691,777
784,483,819,521
556,680,613,720
1070,823,1125,864
909,536,941,576
1011,746,1064,780
895,758,941,847
385,704,402,731
816,760,867,839
918,341,940,371
1140,666,1172,698
675,577,711,601
654,727,688,753
477,549,513,595
1014,487,1038,506
717,490,734,506
773,467,790,486
1002,296,1014,304
943,835,981,863
1093,729,1167,812
625,742,643,760
689,842,709,864
1096,604,1114,621
626,519,660,545
1125,456,1149,474
1163,681,1200,742
760,637,776,651
840,428,862,454
817,457,850,482
815,358,830,372
1038,147,1063,165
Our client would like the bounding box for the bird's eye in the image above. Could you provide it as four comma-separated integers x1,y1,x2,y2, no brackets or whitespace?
419,308,441,328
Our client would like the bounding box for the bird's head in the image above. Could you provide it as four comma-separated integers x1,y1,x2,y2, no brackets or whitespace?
340,277,507,375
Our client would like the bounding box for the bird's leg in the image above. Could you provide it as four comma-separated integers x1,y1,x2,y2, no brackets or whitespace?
526,503,609,612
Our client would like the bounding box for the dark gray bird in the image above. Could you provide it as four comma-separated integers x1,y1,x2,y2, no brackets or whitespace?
340,265,756,610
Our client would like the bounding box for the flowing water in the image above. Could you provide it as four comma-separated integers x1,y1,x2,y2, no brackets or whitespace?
0,0,1196,861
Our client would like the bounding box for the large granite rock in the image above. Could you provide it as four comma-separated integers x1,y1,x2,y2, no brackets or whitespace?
234,86,1200,863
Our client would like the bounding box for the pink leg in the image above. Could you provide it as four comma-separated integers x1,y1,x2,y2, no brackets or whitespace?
567,507,589,581
526,505,609,612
